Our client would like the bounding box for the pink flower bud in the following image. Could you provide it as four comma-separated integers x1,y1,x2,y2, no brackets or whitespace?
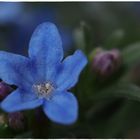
92,48,121,77
8,112,26,131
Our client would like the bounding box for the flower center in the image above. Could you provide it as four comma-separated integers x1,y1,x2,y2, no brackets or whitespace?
33,82,55,99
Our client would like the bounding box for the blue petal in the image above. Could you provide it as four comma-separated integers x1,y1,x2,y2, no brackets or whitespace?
0,51,34,88
43,91,78,125
56,50,87,91
28,22,63,82
1,89,43,112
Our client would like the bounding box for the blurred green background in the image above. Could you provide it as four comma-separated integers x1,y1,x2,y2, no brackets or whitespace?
1,2,140,138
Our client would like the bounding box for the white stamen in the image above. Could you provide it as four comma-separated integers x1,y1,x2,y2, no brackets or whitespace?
33,82,55,100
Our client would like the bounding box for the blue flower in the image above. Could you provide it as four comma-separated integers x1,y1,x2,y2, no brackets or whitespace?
0,22,87,124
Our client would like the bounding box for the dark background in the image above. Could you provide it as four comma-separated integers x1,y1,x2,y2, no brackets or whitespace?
1,2,140,138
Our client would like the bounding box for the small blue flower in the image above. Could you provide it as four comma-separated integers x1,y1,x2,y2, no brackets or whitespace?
0,22,87,124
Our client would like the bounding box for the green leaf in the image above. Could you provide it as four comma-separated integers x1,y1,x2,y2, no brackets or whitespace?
122,42,140,67
73,21,93,54
95,100,140,138
104,29,124,49
0,124,14,138
93,83,140,102
15,131,33,138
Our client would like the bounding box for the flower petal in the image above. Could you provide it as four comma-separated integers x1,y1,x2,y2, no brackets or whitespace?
56,50,87,91
0,51,34,88
1,89,43,112
28,22,63,82
43,91,78,125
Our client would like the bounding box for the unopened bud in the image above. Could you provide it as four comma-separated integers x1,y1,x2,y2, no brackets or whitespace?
0,114,7,126
0,82,13,101
8,112,26,131
92,48,121,77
